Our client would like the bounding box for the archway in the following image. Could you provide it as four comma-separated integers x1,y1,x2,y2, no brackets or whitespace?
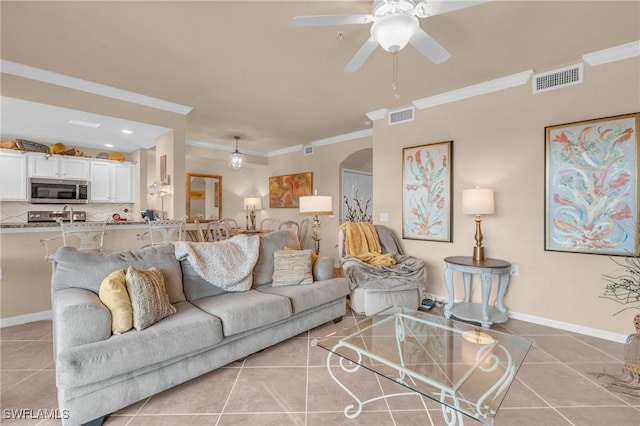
339,148,373,222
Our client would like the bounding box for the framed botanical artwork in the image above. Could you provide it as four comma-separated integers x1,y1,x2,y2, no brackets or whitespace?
269,172,313,208
402,141,453,241
545,112,639,256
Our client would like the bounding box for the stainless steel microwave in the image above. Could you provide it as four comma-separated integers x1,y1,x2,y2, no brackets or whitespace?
29,178,89,204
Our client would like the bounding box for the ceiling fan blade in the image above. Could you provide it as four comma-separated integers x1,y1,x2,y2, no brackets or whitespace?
409,29,451,64
293,14,373,27
420,0,490,17
344,37,379,73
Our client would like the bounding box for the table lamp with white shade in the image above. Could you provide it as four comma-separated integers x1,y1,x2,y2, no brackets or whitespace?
462,187,495,261
299,191,333,255
243,197,262,231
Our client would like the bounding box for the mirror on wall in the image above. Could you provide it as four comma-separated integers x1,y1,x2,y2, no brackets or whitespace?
186,173,222,222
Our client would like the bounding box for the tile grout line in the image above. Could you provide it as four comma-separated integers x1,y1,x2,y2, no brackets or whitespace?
513,376,577,426
214,357,246,425
562,361,639,408
305,329,310,426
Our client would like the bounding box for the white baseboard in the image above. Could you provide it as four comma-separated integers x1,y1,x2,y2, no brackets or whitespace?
0,310,52,328
424,293,627,343
508,310,628,343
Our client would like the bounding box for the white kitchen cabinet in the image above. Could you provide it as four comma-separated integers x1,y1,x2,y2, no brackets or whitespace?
28,154,90,180
89,160,134,203
0,150,28,201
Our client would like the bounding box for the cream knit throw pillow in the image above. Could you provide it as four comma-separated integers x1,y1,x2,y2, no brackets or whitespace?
272,249,313,286
125,266,176,331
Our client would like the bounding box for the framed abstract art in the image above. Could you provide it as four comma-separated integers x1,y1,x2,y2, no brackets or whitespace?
269,172,313,208
545,112,639,256
402,141,453,242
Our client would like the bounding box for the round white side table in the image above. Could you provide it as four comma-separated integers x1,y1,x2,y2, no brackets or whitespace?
443,256,511,328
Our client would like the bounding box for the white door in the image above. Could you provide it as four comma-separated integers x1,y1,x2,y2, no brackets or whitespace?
341,169,372,222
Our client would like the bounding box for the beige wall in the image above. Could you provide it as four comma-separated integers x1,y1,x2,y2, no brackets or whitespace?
372,57,640,337
263,138,373,254
1,57,638,340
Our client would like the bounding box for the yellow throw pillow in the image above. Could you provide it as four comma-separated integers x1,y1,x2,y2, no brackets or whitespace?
125,266,177,331
272,249,313,286
99,269,133,335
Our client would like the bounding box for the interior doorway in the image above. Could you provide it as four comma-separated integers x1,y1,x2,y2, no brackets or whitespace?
341,169,373,222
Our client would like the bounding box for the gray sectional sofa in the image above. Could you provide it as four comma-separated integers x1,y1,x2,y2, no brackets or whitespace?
50,229,350,426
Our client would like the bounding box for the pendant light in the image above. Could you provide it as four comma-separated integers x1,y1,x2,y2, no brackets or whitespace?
227,136,246,172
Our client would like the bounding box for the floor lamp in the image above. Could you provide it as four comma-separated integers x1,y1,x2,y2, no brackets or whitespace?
299,192,333,255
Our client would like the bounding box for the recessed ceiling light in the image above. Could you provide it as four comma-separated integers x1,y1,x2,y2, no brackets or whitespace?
121,129,133,134
68,119,101,128
104,143,114,148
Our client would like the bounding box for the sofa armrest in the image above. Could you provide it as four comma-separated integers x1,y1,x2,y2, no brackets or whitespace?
313,256,335,281
52,288,111,358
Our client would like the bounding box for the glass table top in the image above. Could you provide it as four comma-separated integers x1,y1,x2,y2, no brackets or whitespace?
314,307,533,425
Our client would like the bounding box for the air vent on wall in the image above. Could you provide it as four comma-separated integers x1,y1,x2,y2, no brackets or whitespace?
303,145,314,155
533,64,583,94
388,107,414,125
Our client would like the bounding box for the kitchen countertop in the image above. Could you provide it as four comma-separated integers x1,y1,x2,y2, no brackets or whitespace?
0,221,149,233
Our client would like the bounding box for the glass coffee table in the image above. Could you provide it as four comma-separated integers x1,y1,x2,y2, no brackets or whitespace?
313,307,533,425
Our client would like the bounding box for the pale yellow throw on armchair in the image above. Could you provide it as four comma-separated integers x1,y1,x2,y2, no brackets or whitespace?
340,222,396,267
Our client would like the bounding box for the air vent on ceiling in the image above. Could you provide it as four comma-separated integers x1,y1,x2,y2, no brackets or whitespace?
388,107,414,125
303,145,314,155
533,64,583,94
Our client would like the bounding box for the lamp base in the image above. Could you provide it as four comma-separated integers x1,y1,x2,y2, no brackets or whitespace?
473,246,485,262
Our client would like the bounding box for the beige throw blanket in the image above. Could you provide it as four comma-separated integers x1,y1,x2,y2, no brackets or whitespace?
174,235,260,292
340,222,396,267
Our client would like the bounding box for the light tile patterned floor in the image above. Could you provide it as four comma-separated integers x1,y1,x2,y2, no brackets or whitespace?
1,308,639,425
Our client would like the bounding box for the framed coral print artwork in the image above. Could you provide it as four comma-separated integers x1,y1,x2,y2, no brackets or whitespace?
402,141,453,242
269,172,313,208
545,112,639,256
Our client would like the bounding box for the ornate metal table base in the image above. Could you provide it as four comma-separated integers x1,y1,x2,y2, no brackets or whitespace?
320,313,519,426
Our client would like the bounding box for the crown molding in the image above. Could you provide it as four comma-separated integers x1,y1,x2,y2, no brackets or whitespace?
186,139,268,157
412,70,534,110
310,128,373,147
267,144,304,157
1,60,193,115
582,40,640,66
366,109,388,121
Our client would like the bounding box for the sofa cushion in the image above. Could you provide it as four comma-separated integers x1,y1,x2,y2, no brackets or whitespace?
181,260,228,301
272,249,313,286
53,244,186,304
98,269,132,335
253,229,299,286
191,290,291,336
256,278,350,314
125,266,177,331
56,301,223,389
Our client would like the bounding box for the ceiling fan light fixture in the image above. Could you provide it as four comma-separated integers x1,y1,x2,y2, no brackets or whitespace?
227,136,246,172
371,13,419,53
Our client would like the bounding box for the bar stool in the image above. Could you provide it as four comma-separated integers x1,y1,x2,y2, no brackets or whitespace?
41,219,110,261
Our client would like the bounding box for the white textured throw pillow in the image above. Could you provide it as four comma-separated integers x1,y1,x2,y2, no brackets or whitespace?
125,266,176,331
272,249,313,286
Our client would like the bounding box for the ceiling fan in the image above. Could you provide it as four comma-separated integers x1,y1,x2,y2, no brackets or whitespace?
293,0,489,72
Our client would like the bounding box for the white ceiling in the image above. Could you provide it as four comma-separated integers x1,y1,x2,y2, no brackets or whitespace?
1,96,172,154
1,1,638,155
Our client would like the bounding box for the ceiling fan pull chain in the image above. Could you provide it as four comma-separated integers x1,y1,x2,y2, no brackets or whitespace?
392,52,400,99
